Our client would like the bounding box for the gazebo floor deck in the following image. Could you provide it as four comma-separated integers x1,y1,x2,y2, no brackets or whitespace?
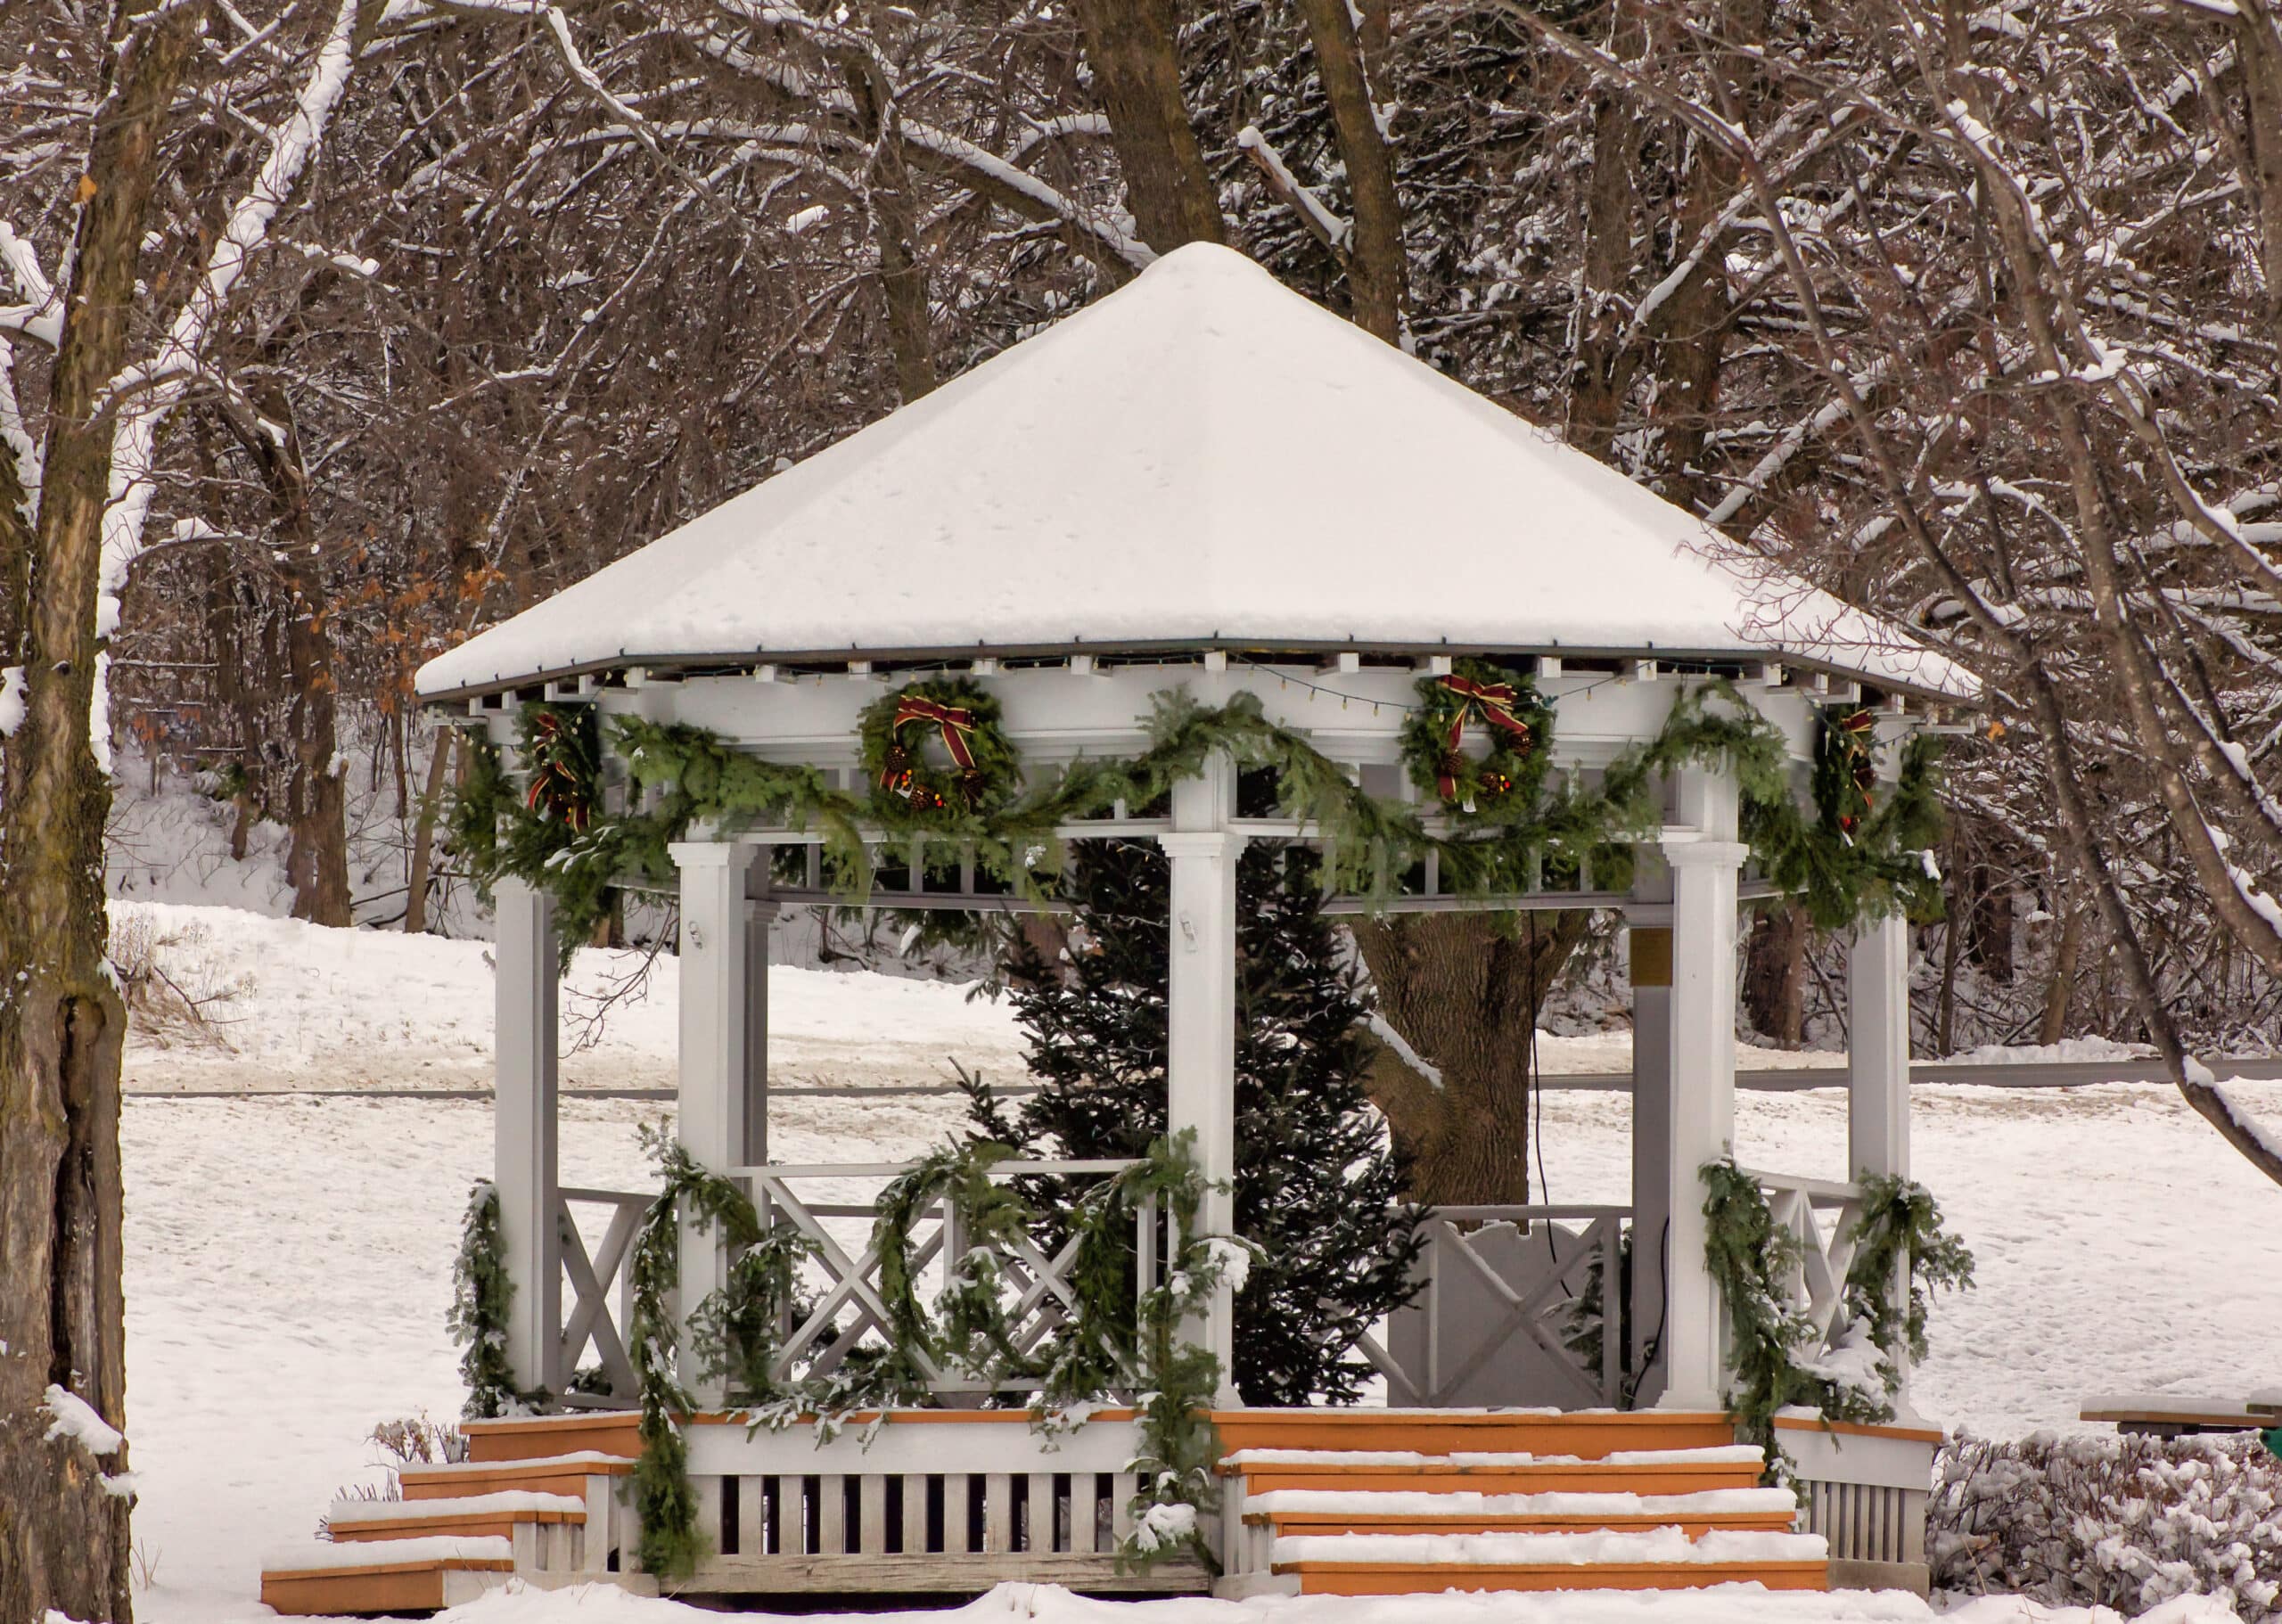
259,1405,1828,1612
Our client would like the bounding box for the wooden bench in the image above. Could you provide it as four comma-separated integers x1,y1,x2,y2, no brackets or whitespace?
2080,1395,2273,1439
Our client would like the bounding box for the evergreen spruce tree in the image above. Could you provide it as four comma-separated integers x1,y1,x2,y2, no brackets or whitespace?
972,833,1422,1405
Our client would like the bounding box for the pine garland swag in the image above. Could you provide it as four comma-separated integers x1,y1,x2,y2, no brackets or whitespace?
612,1123,1235,1578
458,678,1945,966
447,1180,523,1420
1399,657,1553,816
1699,1156,1973,1474
859,677,1021,823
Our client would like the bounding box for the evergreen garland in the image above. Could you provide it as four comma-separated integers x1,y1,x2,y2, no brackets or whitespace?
612,1123,1233,1578
446,1180,524,1420
1699,1156,1974,1473
1846,1171,1977,1366
454,679,1943,947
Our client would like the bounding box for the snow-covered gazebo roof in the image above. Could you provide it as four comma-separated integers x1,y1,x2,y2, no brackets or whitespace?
415,244,1974,703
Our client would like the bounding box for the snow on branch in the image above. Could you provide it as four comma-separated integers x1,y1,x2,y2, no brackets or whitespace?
1700,356,1892,530
92,0,364,772
1235,125,1351,253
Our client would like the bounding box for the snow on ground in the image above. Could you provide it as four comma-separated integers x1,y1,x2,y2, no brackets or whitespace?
111,905,2282,1620
119,900,1027,1093
144,1576,2246,1624
113,899,1832,1091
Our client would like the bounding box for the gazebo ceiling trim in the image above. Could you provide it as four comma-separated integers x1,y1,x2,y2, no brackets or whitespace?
416,244,1979,707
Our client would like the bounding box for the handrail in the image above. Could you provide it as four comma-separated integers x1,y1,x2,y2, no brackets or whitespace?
558,1185,653,1206
1738,1168,1864,1203
731,1158,1140,1180
1415,1203,1633,1222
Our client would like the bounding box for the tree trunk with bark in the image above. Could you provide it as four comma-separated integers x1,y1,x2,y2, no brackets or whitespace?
1293,0,1403,340
1741,901,1809,1047
1070,0,1224,251
2038,898,2083,1047
1350,911,1592,1205
1,14,199,1620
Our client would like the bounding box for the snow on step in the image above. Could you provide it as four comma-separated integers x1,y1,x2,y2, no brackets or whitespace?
1223,1444,1765,1468
326,1491,584,1526
262,1535,516,1572
1245,1487,1799,1518
1272,1528,1828,1567
400,1450,630,1477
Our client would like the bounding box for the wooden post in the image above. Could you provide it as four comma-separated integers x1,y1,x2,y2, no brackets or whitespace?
1657,765,1745,1414
1848,911,1915,1411
1162,751,1242,1406
1848,913,1911,1183
1625,904,1673,1406
495,875,562,1396
744,887,778,1168
672,840,758,1407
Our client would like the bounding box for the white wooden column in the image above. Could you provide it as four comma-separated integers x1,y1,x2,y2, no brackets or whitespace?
1162,752,1242,1407
672,840,759,1407
1847,913,1911,1183
1625,906,1673,1406
1657,766,1747,1413
1848,910,1916,1412
494,875,562,1397
744,886,778,1168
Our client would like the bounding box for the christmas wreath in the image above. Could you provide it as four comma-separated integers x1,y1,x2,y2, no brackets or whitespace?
1813,707,1880,841
522,704,602,832
1399,657,1554,816
858,677,1020,823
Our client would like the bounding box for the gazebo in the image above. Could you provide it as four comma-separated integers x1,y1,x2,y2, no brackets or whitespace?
261,244,1976,1614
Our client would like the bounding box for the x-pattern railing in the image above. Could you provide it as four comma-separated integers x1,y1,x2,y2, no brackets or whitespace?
556,1185,649,1404
1358,1204,1630,1409
737,1160,1149,1397
1744,1169,1867,1364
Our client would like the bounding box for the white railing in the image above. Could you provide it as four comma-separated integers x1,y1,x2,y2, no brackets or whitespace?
1744,1169,1870,1375
1361,1204,1631,1409
556,1185,649,1405
547,1161,1156,1407
735,1159,1150,1399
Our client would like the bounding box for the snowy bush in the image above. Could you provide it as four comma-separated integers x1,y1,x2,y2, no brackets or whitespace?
1931,1431,2282,1619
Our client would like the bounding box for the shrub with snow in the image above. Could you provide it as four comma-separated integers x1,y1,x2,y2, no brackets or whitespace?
1931,1431,2282,1619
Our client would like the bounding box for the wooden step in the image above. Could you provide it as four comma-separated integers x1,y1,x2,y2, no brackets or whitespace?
1268,1528,1829,1595
400,1449,635,1501
1212,1408,1737,1460
1256,1510,1799,1538
1277,1558,1830,1595
260,1537,513,1617
327,1490,585,1542
1243,1484,1797,1533
1224,1450,1767,1498
462,1409,641,1463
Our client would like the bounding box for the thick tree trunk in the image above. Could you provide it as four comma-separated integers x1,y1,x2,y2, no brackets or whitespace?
1,13,199,1620
1741,901,1808,1047
1293,0,1403,340
1350,911,1592,1205
1070,0,1224,251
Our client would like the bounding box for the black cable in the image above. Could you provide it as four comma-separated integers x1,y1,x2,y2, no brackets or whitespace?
1621,1218,1674,1410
